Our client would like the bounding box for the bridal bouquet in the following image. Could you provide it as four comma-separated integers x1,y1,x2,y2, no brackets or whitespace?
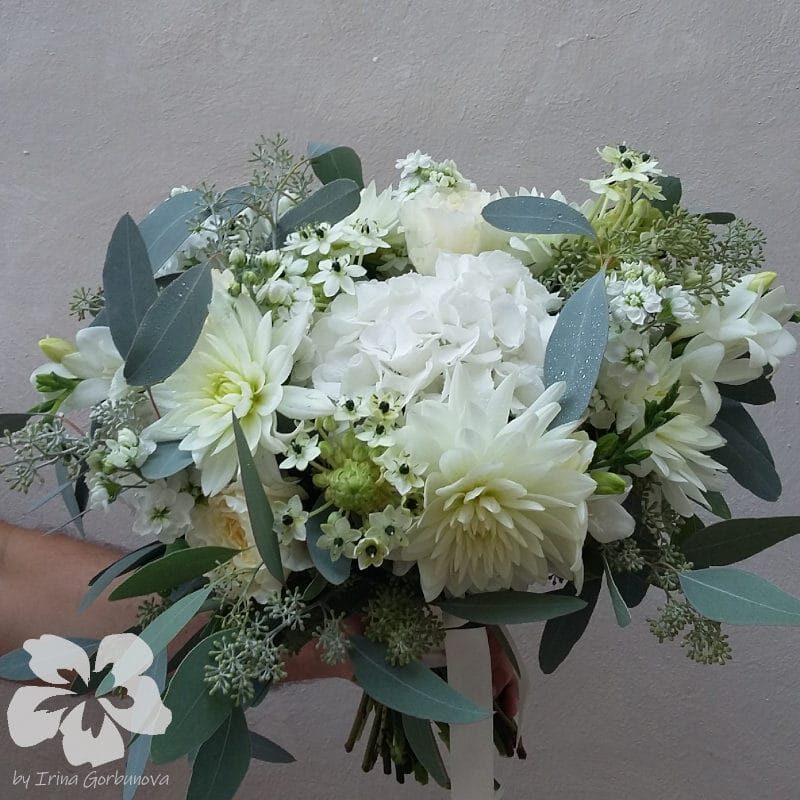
2,136,799,799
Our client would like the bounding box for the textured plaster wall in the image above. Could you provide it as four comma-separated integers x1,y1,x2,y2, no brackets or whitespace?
1,1,799,798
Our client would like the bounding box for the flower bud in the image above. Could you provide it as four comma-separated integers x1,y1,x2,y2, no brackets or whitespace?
590,470,628,496
38,337,76,363
228,247,247,268
747,271,777,293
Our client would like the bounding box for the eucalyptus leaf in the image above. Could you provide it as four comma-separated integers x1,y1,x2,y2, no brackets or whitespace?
0,413,32,434
712,397,780,501
481,195,596,238
401,714,450,789
538,579,602,674
697,210,736,225
249,732,295,764
612,571,649,608
603,558,632,627
717,377,776,405
186,707,251,800
308,143,364,188
109,546,238,600
140,441,194,480
139,190,206,275
232,414,283,583
437,590,586,625
276,178,361,242
0,638,99,681
680,567,800,625
27,479,74,514
54,460,84,536
651,176,682,213
96,586,212,696
151,632,234,764
124,261,213,387
543,270,609,427
349,636,490,724
305,514,351,586
680,516,800,569
103,213,158,357
81,542,166,612
703,490,732,520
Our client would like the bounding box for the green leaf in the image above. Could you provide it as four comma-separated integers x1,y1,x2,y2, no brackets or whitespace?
305,514,351,585
186,707,251,800
703,490,731,520
651,176,682,213
54,459,85,536
679,568,800,625
543,270,609,427
680,516,800,569
401,714,450,789
712,398,780,501
349,636,490,724
717,377,776,405
232,414,283,584
123,649,167,800
109,546,239,600
603,558,632,627
538,579,602,674
139,190,206,275
140,441,194,480
96,586,212,696
276,178,361,242
696,210,736,225
308,143,364,188
81,542,166,612
0,413,33,434
436,590,586,625
151,632,234,764
249,732,295,764
103,213,158,357
0,638,98,681
124,261,213,387
481,195,596,238
613,571,649,608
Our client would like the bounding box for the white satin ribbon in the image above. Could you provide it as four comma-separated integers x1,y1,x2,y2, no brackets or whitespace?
443,614,495,800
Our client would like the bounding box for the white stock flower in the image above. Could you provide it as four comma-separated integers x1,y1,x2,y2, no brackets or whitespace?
31,327,127,412
311,250,560,410
145,271,332,496
396,368,596,600
7,634,171,768
607,276,663,326
131,478,195,542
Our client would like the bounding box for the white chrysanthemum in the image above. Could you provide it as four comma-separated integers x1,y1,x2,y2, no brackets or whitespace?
189,482,311,602
145,271,332,496
311,250,560,410
674,274,796,384
396,368,596,600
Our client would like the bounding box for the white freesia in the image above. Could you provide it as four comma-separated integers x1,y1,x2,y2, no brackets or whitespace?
396,368,596,600
31,327,127,411
145,271,332,496
311,250,560,410
587,480,636,543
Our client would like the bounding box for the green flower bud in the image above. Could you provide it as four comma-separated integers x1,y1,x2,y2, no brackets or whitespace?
590,470,628,496
595,432,620,459
38,337,76,363
228,247,247,268
747,271,777,293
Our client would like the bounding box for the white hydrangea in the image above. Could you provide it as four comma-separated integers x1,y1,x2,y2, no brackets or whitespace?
310,250,560,411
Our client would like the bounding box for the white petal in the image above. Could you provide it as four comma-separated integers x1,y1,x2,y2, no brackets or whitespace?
588,496,636,543
278,386,334,419
6,686,73,747
59,703,125,768
23,635,92,685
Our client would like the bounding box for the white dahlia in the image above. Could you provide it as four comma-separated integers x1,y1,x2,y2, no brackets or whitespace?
396,368,596,600
145,271,332,496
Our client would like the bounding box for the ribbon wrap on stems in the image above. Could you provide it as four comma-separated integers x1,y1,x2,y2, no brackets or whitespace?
442,613,496,799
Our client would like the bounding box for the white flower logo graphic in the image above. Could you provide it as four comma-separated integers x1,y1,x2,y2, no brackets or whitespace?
6,633,172,768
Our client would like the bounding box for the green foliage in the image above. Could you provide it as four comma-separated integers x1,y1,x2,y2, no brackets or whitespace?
437,590,587,626
647,598,732,665
349,635,490,724
276,178,361,243
232,414,283,583
717,376,776,405
124,261,213,387
401,715,450,789
481,195,596,238
249,732,295,763
649,175,682,213
109,546,239,600
140,440,194,480
543,270,608,427
0,638,98,681
139,190,205,275
68,286,104,321
308,142,364,188
602,558,632,627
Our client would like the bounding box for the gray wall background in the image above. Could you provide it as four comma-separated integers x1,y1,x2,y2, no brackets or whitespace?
1,1,799,798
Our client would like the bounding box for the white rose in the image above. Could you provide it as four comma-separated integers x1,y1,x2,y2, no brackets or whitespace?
399,185,502,275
